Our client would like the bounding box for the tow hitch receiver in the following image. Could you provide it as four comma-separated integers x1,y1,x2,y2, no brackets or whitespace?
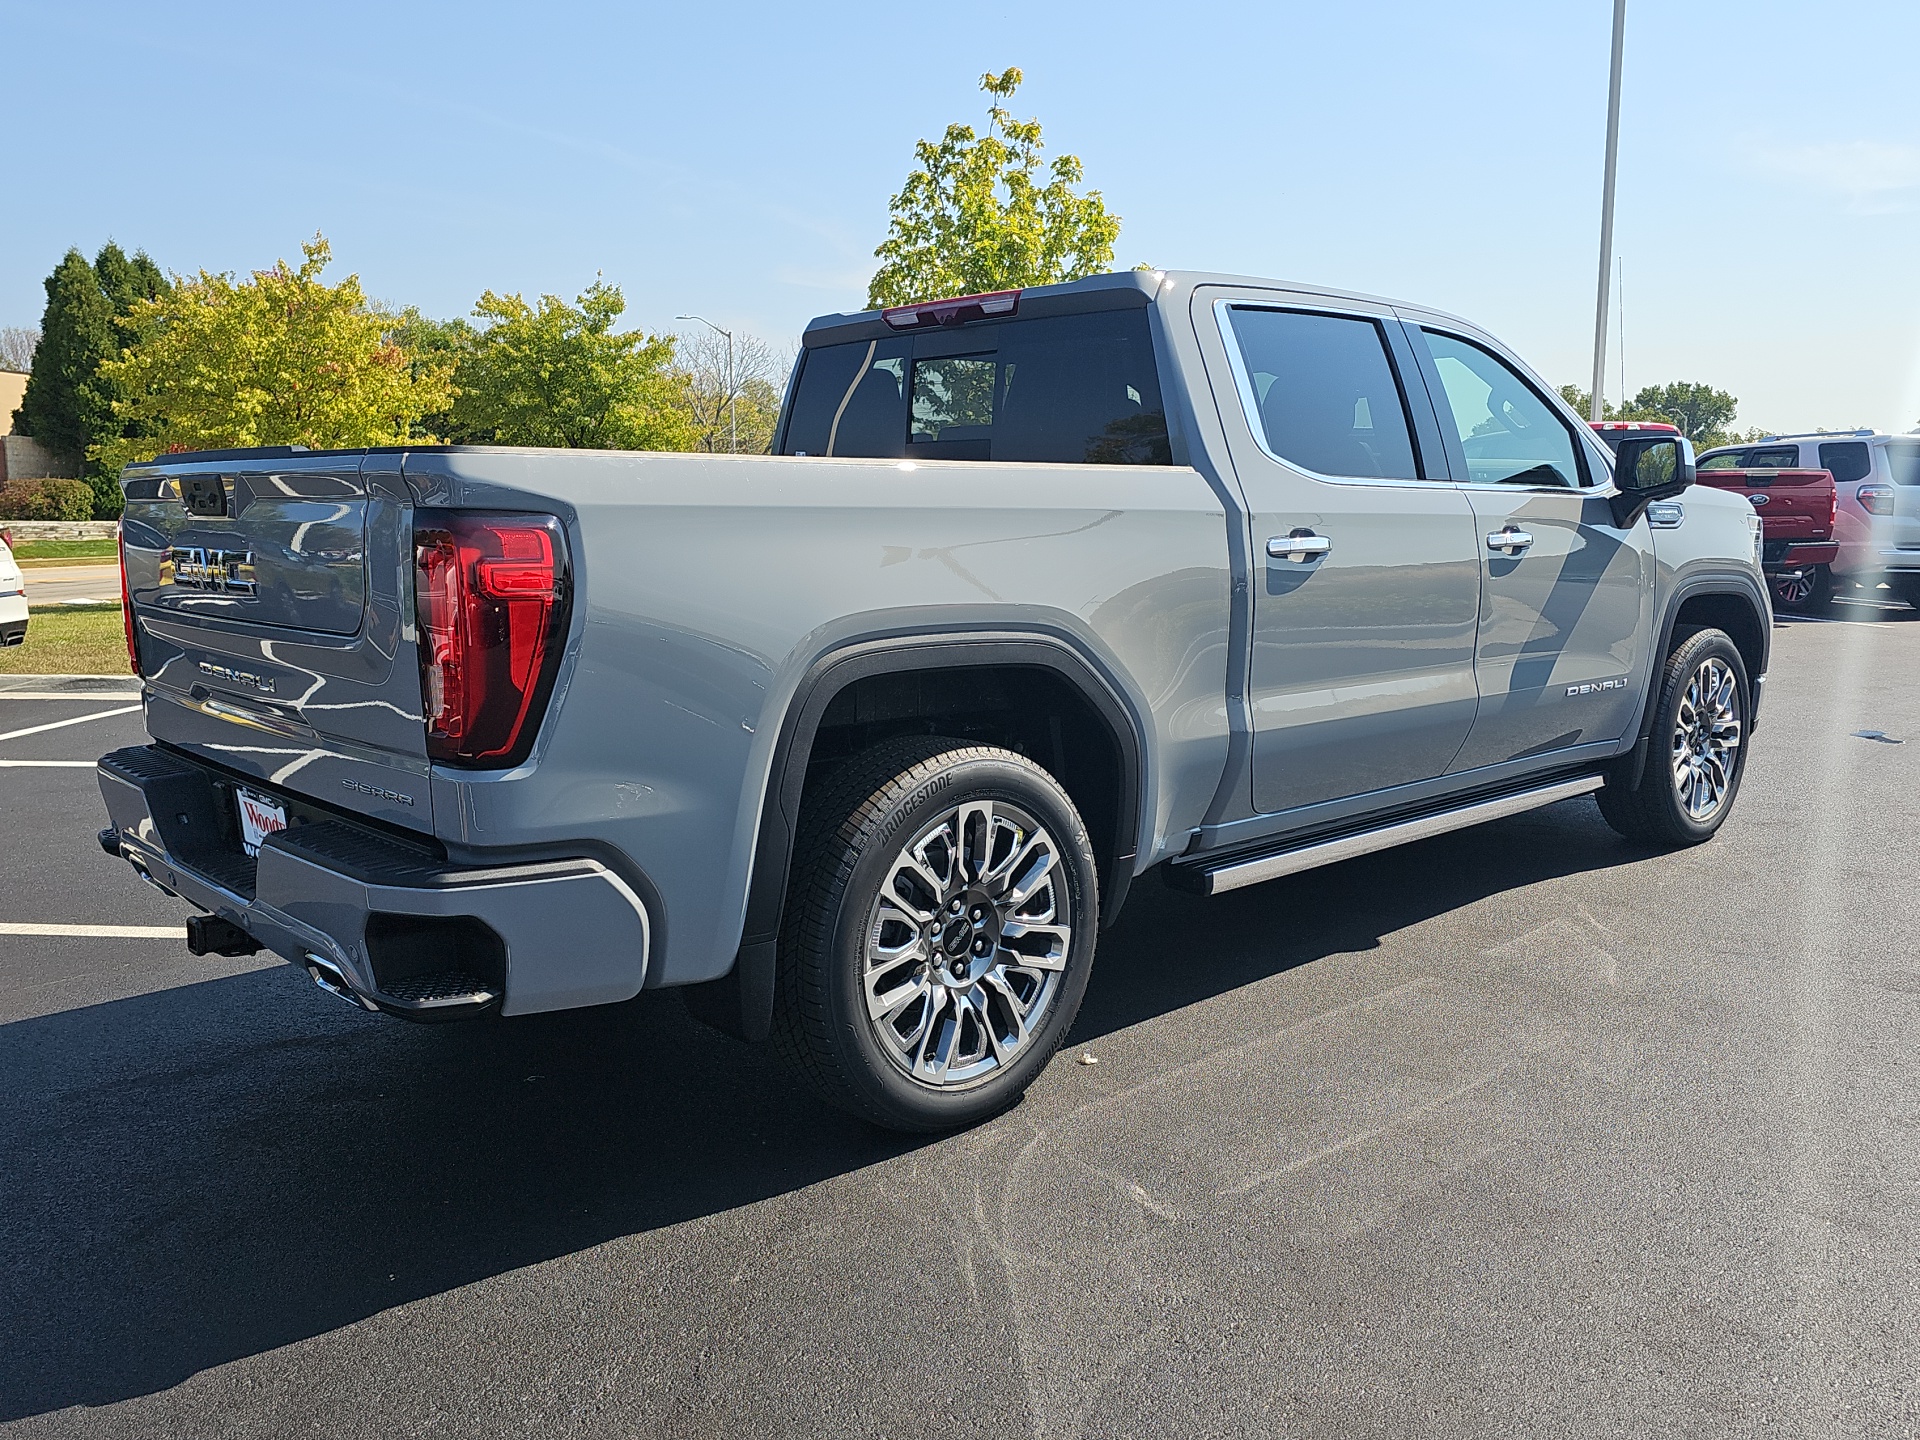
185,914,264,957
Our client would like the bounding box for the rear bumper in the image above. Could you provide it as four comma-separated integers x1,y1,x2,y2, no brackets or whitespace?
0,592,26,645
1761,539,1839,571
96,745,650,1018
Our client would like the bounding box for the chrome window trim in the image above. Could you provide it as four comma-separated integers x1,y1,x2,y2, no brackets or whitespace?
1210,297,1444,492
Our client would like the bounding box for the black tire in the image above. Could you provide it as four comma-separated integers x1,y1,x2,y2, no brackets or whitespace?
772,736,1099,1132
1775,563,1833,613
1893,574,1920,612
1597,627,1751,847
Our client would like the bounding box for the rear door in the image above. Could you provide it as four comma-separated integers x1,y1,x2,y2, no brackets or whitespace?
1200,292,1482,815
1407,324,1652,772
120,450,432,830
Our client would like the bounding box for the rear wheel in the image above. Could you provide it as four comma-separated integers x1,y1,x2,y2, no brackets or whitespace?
773,737,1099,1132
1598,628,1750,847
1773,563,1832,612
1893,574,1920,612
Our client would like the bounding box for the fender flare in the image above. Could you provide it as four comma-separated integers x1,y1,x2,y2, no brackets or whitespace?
686,629,1149,1043
1616,570,1771,789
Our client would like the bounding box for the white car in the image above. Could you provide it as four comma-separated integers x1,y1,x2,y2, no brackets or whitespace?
1696,430,1920,607
0,534,26,646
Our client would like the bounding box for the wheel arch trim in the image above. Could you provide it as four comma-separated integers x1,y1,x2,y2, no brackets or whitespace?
689,628,1150,1043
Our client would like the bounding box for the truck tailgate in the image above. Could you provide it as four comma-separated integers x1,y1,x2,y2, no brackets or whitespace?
120,450,433,833
1696,468,1835,544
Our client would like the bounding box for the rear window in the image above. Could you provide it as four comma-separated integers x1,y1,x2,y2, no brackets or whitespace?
1698,451,1746,470
1885,439,1920,486
1745,447,1801,469
780,308,1170,465
1818,441,1872,484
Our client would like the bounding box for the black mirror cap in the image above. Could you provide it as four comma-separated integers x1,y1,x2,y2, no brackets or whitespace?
1609,434,1696,528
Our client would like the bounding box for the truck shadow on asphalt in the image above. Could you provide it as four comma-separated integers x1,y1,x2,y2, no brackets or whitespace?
1,799,1636,1421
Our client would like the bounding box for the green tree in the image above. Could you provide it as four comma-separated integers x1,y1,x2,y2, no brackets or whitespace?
1627,381,1739,445
93,236,454,471
14,250,116,458
449,281,696,450
867,68,1121,309
13,244,171,516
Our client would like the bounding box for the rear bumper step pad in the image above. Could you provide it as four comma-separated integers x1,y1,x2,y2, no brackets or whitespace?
98,745,651,1018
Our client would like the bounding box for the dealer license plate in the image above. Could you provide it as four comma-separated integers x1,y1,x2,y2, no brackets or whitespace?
236,788,287,857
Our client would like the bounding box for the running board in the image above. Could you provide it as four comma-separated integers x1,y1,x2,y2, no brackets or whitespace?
1167,774,1607,896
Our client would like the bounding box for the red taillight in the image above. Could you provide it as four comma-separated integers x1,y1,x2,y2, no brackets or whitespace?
1859,483,1895,516
412,511,570,768
118,525,141,676
880,288,1021,330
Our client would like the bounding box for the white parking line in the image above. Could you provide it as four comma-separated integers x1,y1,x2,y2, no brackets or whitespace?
0,923,181,938
0,706,141,743
0,692,143,701
0,760,96,768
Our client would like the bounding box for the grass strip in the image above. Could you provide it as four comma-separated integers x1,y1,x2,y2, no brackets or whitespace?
0,607,134,676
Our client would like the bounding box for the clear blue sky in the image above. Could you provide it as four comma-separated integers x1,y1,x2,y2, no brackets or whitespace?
4,0,1915,434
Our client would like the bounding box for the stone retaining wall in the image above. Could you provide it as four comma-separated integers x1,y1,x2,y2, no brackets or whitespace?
0,519,120,541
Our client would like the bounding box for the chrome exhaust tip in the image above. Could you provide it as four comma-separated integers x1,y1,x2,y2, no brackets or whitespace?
305,953,378,1012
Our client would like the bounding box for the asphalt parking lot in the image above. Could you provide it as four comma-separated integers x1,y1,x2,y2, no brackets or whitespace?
3,601,1917,1439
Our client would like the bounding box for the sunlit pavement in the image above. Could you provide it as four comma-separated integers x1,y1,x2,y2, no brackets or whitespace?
3,608,1917,1438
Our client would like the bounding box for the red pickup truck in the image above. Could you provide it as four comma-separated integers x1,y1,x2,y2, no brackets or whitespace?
1590,422,1838,610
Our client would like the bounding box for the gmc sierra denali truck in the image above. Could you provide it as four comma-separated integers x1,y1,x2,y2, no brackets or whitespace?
96,270,1770,1132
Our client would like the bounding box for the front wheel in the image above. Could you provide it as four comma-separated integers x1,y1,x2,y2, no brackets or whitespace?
1598,627,1751,847
773,737,1099,1132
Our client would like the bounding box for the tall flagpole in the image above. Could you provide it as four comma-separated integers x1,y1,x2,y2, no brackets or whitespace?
1589,0,1628,422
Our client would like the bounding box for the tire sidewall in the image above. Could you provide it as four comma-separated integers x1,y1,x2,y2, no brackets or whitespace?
823,753,1099,1129
1652,631,1751,841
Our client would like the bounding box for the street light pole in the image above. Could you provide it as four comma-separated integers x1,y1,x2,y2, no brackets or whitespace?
677,314,735,453
1589,0,1628,423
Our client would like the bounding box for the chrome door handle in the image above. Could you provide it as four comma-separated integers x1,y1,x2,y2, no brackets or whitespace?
1267,532,1331,562
1486,528,1534,556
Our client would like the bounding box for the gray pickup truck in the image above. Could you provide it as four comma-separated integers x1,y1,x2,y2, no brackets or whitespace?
97,270,1769,1131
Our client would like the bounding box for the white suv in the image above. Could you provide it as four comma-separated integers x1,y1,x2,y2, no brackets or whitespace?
0,533,26,646
1696,430,1920,607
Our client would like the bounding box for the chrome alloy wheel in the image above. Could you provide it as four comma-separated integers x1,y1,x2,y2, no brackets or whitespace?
862,799,1073,1090
1670,655,1743,821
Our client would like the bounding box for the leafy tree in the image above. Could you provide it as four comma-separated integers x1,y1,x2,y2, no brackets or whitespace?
13,244,171,515
93,236,454,472
1560,380,1759,453
384,306,476,440
14,250,116,457
1627,381,1738,444
867,68,1121,309
449,281,695,450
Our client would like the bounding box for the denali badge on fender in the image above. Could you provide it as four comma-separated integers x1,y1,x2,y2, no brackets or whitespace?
1567,678,1630,697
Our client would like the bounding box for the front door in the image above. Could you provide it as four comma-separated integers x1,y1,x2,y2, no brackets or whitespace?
1409,325,1652,772
1205,297,1484,815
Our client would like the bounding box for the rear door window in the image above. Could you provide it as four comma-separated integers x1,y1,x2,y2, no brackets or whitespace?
1222,307,1424,480
781,338,910,458
779,308,1170,465
1818,441,1872,484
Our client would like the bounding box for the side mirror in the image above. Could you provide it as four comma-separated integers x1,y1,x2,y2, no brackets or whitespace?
1609,434,1695,529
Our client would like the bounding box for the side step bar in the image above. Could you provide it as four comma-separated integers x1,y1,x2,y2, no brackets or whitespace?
1168,774,1607,896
